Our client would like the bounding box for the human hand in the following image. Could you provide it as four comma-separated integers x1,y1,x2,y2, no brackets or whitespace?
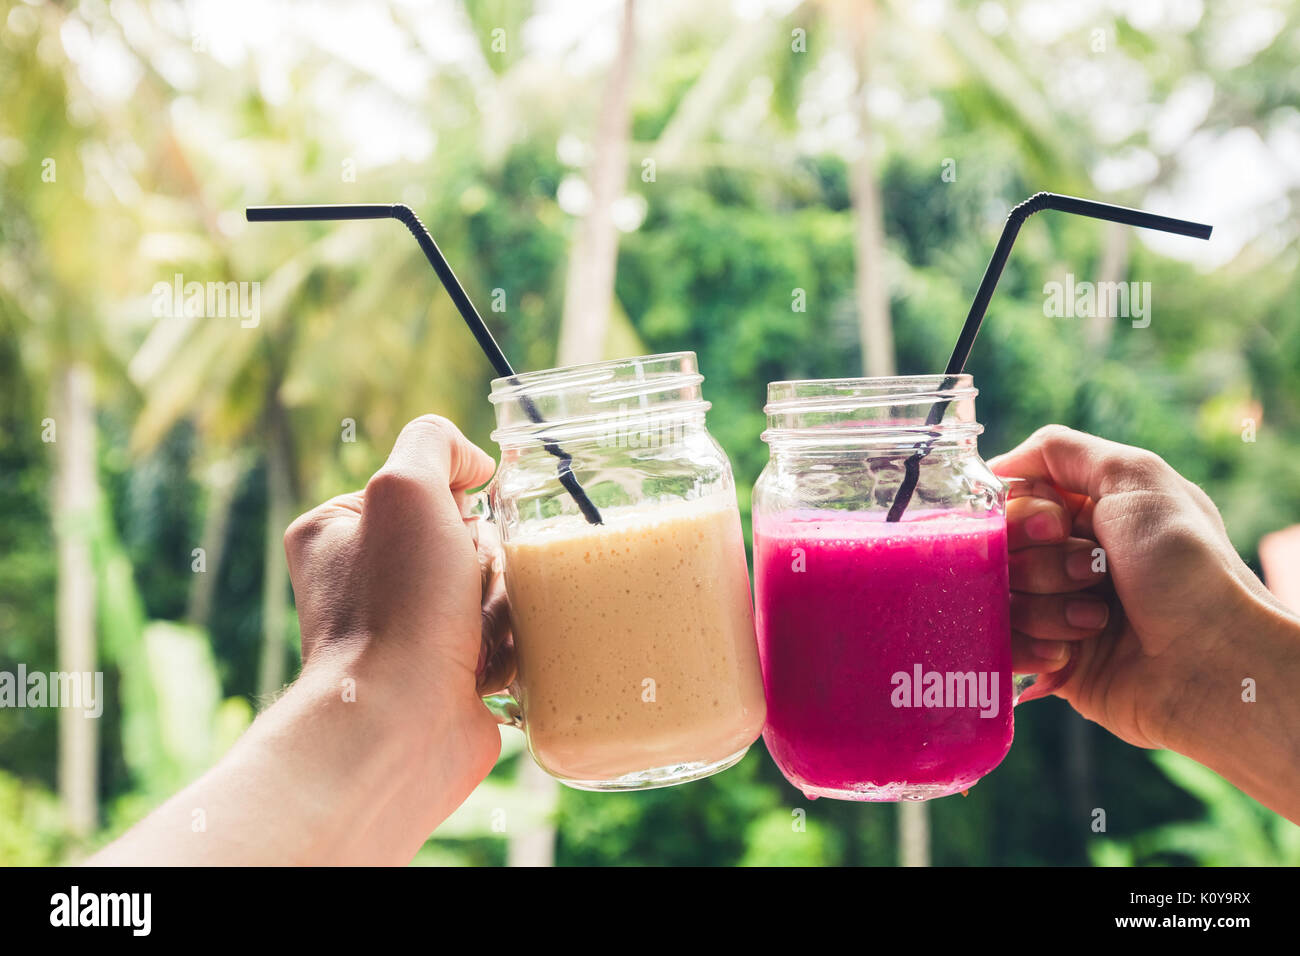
992,425,1289,752
95,415,520,865
286,414,515,695
282,414,512,836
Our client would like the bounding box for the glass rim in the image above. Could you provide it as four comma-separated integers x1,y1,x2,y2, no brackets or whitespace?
766,372,974,389
488,351,710,446
489,351,699,400
762,373,982,446
765,373,976,411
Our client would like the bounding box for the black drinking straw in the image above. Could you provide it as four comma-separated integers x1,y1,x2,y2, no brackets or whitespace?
885,192,1212,522
245,203,603,525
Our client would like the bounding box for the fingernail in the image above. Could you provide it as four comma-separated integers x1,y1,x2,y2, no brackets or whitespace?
1031,640,1070,667
1066,548,1100,580
1066,599,1109,630
1025,511,1064,542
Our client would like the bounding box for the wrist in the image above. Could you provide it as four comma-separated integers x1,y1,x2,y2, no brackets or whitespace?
293,644,500,860
1142,569,1264,751
1151,587,1300,816
271,659,430,862
299,630,465,721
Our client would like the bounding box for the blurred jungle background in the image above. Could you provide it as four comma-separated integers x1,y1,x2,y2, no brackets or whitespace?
3,0,1300,866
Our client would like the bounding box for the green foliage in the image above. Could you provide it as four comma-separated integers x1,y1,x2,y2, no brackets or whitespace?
0,307,58,783
0,771,67,866
739,808,841,866
556,747,779,866
87,486,254,802
1092,752,1300,866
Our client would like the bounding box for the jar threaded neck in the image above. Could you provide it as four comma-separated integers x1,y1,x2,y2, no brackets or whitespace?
762,374,981,452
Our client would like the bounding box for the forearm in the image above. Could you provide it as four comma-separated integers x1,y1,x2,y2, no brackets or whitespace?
1160,592,1300,823
90,655,494,865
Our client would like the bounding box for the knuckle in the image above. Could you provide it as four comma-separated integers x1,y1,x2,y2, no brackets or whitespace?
1029,424,1081,454
364,468,427,507
284,509,325,553
1148,516,1210,566
1033,423,1076,445
1158,516,1203,547
1110,448,1169,486
1181,477,1226,523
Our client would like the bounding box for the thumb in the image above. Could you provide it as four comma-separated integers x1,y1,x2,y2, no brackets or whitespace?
381,414,496,492
989,425,1134,503
363,415,496,527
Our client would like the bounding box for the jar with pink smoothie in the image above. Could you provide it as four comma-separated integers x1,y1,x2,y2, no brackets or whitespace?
752,375,1014,801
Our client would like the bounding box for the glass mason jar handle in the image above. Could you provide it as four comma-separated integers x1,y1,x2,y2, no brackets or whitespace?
1013,672,1040,704
1001,476,1079,706
482,693,524,728
465,490,525,730
1014,658,1077,706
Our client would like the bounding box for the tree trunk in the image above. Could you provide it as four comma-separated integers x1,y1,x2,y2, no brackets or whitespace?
898,801,930,866
256,400,295,701
186,456,242,630
53,362,99,840
1073,218,1116,856
1065,710,1093,860
847,1,926,866
517,0,637,870
506,759,559,867
849,4,895,379
654,17,773,167
1086,220,1130,349
556,0,637,367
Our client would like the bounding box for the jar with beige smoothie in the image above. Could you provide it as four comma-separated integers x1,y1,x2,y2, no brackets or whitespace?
481,352,765,791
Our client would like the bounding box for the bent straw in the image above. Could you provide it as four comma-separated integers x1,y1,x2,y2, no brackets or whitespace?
885,192,1212,522
246,203,603,525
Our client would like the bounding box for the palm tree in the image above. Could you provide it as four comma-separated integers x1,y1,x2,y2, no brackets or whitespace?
505,0,640,869
52,363,98,841
557,0,639,366
0,3,117,842
115,6,496,702
847,1,895,379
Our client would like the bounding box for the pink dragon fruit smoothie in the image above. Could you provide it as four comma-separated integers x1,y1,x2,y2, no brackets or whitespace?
754,510,1013,801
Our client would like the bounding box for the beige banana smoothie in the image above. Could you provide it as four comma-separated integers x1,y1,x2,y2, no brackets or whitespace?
502,497,766,785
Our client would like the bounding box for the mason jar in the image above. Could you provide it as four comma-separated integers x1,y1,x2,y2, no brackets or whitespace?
479,352,766,791
751,374,1014,801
